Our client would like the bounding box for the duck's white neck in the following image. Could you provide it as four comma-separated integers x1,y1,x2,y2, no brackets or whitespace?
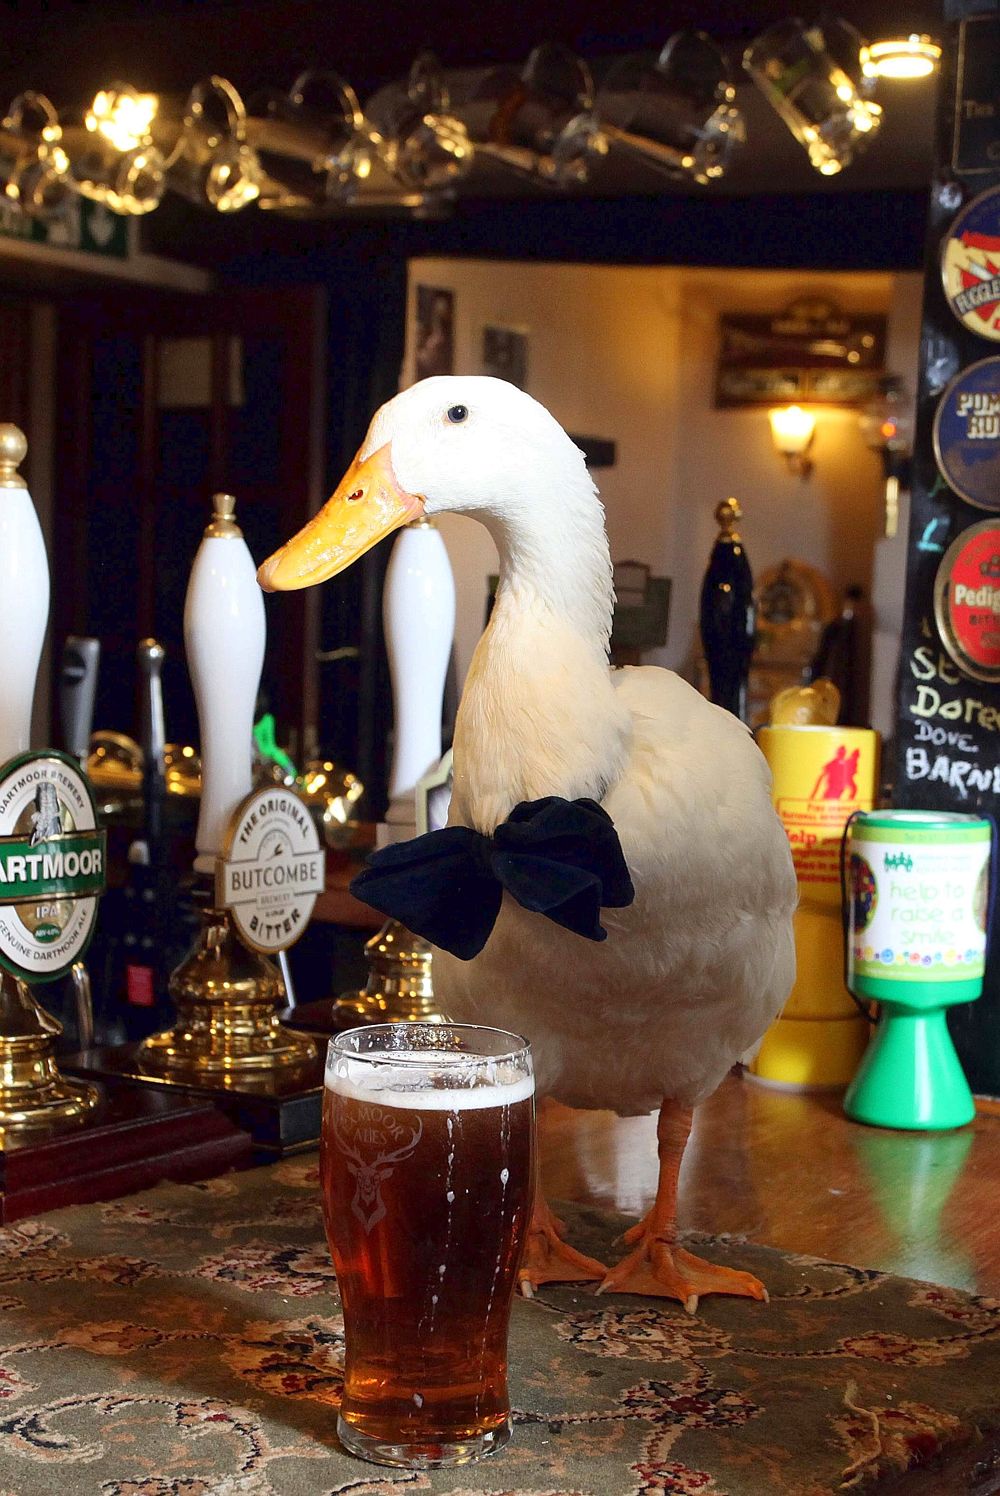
482,484,615,652
448,480,630,833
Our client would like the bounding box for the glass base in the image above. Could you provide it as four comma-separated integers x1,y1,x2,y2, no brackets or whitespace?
337,1411,512,1468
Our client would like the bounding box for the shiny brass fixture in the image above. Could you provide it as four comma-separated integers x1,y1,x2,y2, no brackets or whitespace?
0,965,100,1143
0,426,101,1141
137,486,317,1080
204,490,241,539
0,423,28,489
336,918,447,1025
140,904,316,1077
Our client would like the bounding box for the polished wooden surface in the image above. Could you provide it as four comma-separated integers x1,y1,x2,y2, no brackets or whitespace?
537,1070,1000,1296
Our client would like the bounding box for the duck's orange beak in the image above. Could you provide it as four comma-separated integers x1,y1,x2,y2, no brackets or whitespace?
257,444,424,592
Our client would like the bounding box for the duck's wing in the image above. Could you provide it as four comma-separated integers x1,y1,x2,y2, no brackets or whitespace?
605,664,797,918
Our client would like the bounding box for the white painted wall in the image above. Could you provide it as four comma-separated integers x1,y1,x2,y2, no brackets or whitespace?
663,268,895,675
404,257,922,711
402,259,681,688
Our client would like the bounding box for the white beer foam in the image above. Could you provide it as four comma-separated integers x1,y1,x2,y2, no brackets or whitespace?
325,1049,535,1110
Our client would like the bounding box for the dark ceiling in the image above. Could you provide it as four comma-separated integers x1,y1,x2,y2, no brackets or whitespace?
0,1,947,271
0,1,946,102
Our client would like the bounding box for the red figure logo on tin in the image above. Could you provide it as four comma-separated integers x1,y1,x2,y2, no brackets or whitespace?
810,746,860,801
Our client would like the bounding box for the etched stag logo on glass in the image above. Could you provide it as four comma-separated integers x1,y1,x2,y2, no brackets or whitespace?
330,1094,423,1232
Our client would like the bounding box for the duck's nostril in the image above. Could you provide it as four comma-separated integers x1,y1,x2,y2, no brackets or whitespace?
346,489,364,503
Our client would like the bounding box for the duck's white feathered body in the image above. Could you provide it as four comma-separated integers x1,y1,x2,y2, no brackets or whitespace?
438,606,797,1115
260,374,799,1302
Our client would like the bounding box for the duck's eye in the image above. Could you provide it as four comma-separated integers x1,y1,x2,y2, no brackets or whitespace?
446,404,469,424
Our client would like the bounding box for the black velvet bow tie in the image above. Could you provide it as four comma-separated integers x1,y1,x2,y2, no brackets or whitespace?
350,796,635,961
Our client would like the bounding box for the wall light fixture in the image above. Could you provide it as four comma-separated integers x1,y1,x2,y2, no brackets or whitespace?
769,404,816,476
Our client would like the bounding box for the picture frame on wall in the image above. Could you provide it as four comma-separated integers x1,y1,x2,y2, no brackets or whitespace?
482,325,529,390
415,286,455,380
714,297,886,408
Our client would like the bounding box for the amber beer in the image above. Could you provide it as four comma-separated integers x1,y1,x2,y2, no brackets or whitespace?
321,1024,535,1468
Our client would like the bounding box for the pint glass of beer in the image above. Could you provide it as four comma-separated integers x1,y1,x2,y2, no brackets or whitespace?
321,1023,535,1468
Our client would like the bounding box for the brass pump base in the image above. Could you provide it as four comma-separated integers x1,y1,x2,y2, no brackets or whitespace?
139,907,317,1078
0,970,99,1142
336,918,447,1025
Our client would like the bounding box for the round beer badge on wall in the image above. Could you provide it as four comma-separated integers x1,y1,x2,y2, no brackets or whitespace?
934,518,1000,682
0,750,106,982
942,187,1000,342
933,358,1000,510
217,784,325,954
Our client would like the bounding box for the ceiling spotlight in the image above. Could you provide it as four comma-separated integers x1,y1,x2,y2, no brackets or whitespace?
861,35,941,80
85,85,159,152
59,87,166,215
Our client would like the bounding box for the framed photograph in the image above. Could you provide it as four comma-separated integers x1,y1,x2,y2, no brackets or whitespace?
415,286,454,380
714,297,886,408
482,325,528,389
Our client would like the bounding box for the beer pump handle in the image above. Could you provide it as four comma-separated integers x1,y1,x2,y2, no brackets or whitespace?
185,493,265,877
138,638,167,855
699,497,755,724
0,425,49,764
59,635,100,762
382,518,456,839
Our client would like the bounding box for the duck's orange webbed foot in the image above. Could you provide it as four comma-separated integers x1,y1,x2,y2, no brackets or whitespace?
518,1195,607,1297
597,1218,767,1314
594,1098,768,1314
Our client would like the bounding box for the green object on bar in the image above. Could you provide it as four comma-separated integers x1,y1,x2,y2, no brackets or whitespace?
843,810,991,1132
844,1004,977,1131
253,713,297,778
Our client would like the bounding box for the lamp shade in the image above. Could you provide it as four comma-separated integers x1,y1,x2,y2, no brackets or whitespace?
769,404,816,457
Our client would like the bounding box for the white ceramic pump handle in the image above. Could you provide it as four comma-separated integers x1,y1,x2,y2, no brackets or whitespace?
383,517,456,804
184,493,265,875
0,424,50,766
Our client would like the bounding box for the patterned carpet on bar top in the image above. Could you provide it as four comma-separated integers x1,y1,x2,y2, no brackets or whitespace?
0,1155,998,1494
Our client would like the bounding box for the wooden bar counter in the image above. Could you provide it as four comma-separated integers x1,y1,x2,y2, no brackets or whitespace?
538,1070,1000,1298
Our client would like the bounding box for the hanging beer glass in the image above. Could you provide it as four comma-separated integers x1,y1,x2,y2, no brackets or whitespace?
597,31,744,184
247,71,376,211
0,92,70,216
459,43,606,188
365,53,473,194
322,1023,535,1468
163,76,260,212
744,18,881,176
58,82,165,214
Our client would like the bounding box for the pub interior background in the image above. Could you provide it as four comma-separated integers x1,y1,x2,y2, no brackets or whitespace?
9,4,1000,1487
0,1,974,1039
0,0,939,755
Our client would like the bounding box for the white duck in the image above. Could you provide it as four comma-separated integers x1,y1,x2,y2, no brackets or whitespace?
260,376,797,1311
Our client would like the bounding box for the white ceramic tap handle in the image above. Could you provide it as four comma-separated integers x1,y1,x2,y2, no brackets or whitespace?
0,425,49,765
383,518,456,805
184,493,265,875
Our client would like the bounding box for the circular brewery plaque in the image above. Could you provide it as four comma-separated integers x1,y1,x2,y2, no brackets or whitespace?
934,518,1000,682
0,750,106,982
933,357,1000,510
942,187,1000,342
217,783,325,954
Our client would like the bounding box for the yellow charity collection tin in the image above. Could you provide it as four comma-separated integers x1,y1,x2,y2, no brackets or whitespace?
752,724,880,1090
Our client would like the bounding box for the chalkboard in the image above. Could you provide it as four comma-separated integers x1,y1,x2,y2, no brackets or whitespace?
892,11,1000,1095
952,14,1000,176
